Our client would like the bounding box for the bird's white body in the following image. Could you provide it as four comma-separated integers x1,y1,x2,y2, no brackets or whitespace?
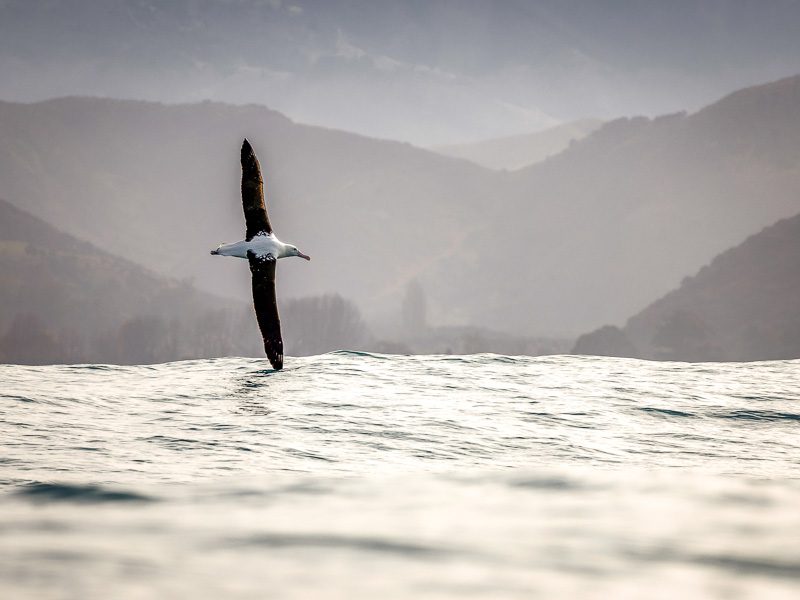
212,233,307,260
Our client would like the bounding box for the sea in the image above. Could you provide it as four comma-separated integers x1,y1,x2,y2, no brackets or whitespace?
1,352,799,599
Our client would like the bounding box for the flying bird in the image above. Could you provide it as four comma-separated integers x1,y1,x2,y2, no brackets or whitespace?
211,139,310,370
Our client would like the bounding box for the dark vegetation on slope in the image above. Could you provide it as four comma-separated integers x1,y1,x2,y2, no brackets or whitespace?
573,212,800,361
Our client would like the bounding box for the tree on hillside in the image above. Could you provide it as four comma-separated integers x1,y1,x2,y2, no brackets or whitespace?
0,313,67,365
401,279,428,336
282,294,371,355
652,309,724,361
572,325,640,358
112,316,177,364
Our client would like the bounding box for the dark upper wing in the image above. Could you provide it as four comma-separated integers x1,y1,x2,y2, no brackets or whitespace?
241,139,273,241
248,251,283,370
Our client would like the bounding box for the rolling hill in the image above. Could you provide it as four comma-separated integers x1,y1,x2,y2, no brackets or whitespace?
0,96,494,327
1,75,800,338
456,75,800,335
573,212,800,361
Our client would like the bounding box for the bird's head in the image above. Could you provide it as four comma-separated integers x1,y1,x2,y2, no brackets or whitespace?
288,245,311,261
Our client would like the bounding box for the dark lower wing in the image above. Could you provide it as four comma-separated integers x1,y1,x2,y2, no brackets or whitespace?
248,252,283,370
241,139,273,241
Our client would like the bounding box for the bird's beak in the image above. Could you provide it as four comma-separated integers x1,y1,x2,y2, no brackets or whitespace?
210,248,220,255
298,251,311,261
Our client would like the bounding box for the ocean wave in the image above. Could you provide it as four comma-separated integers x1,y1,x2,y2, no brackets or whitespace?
12,482,155,504
221,532,454,557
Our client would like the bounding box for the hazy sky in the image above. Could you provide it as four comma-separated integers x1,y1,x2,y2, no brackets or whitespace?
2,0,800,145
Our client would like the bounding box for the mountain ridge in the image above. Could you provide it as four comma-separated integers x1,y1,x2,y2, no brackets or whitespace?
432,119,603,171
1,74,799,337
4,1,800,144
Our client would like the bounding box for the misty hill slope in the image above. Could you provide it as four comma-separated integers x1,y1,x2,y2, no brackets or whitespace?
432,119,602,171
574,212,800,362
453,74,800,335
0,97,493,325
0,198,260,364
2,75,800,337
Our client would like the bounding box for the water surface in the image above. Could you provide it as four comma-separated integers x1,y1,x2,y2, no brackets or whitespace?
2,353,799,598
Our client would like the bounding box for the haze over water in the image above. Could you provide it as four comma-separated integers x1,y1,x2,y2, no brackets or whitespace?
2,353,799,599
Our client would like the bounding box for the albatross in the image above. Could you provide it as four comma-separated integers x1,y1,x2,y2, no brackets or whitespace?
210,139,310,370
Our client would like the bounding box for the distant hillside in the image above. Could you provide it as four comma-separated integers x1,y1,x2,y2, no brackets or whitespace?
1,75,800,338
454,74,800,335
0,198,263,364
0,98,491,330
432,119,602,171
0,96,492,329
573,212,800,361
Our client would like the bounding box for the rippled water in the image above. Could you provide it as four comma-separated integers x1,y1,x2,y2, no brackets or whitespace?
1,353,799,599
